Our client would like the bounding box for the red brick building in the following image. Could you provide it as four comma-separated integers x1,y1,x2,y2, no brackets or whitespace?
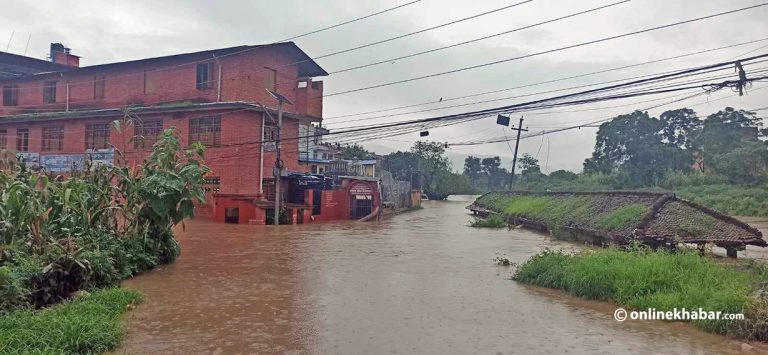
0,42,373,224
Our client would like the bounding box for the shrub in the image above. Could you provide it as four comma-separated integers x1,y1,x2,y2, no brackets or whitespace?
470,214,506,228
0,288,143,354
0,127,209,312
0,266,28,315
514,249,768,340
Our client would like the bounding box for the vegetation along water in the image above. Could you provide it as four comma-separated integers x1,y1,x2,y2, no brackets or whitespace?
0,128,208,354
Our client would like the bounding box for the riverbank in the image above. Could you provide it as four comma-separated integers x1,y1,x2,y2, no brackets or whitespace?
513,248,768,341
0,288,142,354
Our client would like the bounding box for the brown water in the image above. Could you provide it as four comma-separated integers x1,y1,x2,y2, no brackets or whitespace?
118,196,768,354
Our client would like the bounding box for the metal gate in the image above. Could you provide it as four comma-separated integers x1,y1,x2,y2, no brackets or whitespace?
350,195,373,219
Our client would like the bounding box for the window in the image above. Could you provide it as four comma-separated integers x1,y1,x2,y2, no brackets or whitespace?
143,70,150,94
42,126,64,151
0,129,7,148
93,75,106,99
16,128,29,152
196,63,212,90
2,85,19,106
263,121,277,151
189,117,221,147
133,119,163,149
43,81,57,104
85,123,111,150
264,68,277,91
203,176,221,193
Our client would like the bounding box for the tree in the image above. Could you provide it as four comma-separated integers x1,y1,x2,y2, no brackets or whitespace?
463,156,482,181
709,141,768,184
692,107,763,161
382,141,467,200
411,141,451,194
428,170,476,200
381,151,418,181
692,107,766,182
481,156,505,189
518,153,541,176
549,169,578,181
341,143,373,160
659,108,701,149
583,111,671,186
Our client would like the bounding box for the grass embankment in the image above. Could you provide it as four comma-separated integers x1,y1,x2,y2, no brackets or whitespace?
674,184,768,217
0,288,143,354
514,249,768,340
473,194,648,234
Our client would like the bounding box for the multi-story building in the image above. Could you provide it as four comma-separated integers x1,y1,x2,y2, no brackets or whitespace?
0,42,368,224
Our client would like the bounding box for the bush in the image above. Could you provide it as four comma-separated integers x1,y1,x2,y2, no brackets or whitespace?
514,249,768,340
0,288,143,354
0,128,209,312
0,266,28,315
470,214,506,228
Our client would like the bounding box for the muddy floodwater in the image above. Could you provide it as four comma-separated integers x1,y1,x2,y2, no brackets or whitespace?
118,196,768,354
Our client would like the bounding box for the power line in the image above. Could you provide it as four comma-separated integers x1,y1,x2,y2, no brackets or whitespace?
329,65,768,144
273,0,534,70
454,84,768,146
213,55,768,148
324,60,768,126
322,37,768,119
320,3,768,98
1,0,422,92
323,0,630,75
278,0,423,42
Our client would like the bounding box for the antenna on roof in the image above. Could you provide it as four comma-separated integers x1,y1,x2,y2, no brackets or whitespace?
5,30,14,52
23,34,31,56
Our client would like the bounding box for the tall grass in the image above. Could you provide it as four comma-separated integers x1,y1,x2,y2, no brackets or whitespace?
0,288,143,354
596,204,647,230
474,194,649,233
514,249,768,340
674,184,768,217
511,171,768,217
470,214,506,228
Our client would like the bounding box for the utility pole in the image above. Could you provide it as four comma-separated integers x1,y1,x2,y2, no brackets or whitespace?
267,89,292,225
508,116,528,188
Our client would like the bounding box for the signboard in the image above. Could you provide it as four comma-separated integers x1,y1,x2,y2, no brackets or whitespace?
349,182,374,195
42,154,85,172
16,152,40,167
86,149,115,168
323,191,338,208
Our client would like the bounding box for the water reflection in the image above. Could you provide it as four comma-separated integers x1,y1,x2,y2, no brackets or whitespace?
118,197,767,354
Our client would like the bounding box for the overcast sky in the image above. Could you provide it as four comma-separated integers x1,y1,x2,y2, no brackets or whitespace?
2,0,767,172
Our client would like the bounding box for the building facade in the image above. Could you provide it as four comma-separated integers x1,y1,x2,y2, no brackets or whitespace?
0,42,344,222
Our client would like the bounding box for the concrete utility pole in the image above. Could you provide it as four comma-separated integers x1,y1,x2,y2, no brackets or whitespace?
267,89,292,225
509,117,528,188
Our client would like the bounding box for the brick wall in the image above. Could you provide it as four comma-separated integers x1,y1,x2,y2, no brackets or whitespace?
0,108,309,197
0,47,322,118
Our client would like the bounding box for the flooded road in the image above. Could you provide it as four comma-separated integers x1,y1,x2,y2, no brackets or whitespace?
119,196,767,354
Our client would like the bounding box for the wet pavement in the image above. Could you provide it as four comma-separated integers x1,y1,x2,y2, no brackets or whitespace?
118,196,768,354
